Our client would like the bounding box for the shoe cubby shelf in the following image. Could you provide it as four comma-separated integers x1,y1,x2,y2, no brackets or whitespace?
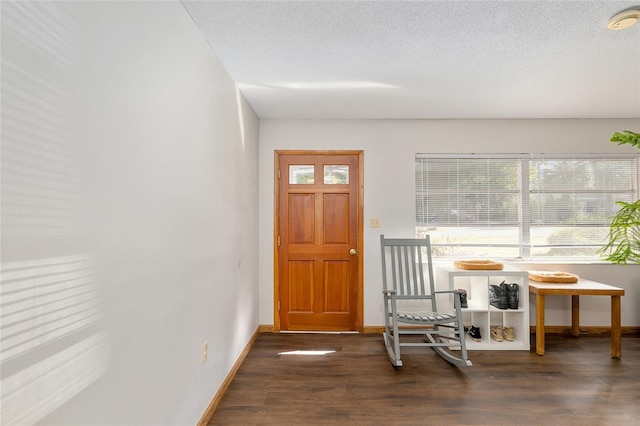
435,264,530,351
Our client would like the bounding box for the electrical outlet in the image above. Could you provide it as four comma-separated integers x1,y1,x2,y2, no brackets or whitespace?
202,341,208,363
369,217,381,228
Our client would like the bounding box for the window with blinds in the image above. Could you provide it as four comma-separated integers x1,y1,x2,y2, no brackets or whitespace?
416,154,639,259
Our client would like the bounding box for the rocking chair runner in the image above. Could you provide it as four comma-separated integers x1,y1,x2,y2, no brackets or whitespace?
380,235,472,367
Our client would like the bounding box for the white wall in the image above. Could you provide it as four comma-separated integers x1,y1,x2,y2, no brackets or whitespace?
259,119,640,328
1,2,259,425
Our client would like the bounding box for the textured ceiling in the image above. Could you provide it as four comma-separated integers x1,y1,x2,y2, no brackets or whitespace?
181,1,640,119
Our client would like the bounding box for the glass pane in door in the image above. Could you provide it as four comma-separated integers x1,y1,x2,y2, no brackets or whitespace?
289,165,314,184
324,165,349,184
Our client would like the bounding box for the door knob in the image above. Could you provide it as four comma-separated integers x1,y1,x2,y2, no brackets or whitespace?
349,249,357,256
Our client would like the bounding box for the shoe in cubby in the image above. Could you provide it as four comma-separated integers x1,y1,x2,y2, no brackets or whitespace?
457,289,468,308
503,326,515,342
465,325,482,342
506,283,519,309
489,282,509,310
490,326,504,342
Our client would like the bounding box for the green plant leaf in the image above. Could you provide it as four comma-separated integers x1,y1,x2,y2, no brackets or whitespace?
610,130,640,150
601,130,640,263
598,199,640,264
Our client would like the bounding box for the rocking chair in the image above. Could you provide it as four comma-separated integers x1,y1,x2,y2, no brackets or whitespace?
380,234,472,367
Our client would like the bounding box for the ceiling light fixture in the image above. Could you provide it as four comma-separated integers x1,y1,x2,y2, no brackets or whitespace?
607,9,640,30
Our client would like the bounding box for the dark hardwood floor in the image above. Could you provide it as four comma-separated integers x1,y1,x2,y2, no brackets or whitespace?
208,332,640,425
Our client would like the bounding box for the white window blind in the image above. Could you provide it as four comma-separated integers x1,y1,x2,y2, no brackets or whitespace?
416,154,639,259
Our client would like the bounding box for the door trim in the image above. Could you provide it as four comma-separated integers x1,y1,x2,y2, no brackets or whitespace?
273,150,364,332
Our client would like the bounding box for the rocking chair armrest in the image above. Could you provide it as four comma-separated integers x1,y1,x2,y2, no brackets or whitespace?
433,290,460,295
434,290,464,306
382,289,396,295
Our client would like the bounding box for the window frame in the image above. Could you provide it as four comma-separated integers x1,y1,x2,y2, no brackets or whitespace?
416,153,640,260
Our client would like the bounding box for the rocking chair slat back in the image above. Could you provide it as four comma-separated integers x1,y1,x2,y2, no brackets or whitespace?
381,237,436,304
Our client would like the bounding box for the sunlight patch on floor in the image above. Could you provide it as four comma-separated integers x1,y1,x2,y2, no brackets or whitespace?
278,350,336,356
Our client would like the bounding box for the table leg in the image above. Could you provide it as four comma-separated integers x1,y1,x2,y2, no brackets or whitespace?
571,295,580,337
536,293,545,356
611,295,622,358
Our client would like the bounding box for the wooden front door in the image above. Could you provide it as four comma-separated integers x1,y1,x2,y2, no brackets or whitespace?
275,151,363,331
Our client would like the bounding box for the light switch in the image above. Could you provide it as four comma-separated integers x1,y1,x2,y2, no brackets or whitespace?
370,217,381,228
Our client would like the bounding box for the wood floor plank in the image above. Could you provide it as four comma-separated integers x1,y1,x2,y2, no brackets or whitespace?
208,332,640,425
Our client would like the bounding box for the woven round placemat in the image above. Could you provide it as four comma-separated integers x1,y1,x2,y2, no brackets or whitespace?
528,271,579,283
453,260,504,270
